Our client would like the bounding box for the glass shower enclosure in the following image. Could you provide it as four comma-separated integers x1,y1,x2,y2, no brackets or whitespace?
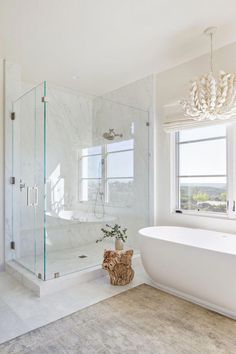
11,82,150,280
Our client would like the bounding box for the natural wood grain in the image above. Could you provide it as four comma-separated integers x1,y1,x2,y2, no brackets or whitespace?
102,249,134,285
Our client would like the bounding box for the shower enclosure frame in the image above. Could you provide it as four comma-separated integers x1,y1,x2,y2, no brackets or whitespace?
10,81,48,280
7,79,151,282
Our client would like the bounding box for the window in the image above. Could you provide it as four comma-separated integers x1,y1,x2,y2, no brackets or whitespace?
79,139,134,205
80,146,103,201
106,140,134,204
174,125,228,214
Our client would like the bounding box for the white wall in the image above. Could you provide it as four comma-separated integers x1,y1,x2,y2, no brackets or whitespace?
0,59,4,271
156,41,236,234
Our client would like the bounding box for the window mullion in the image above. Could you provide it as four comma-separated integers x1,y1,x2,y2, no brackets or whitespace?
179,136,226,145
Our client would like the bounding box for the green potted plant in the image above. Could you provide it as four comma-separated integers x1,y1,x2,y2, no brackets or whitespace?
96,224,128,250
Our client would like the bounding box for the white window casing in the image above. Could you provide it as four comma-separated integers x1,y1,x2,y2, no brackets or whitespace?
171,123,236,218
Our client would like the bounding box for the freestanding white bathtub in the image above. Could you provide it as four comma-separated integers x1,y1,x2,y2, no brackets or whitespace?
139,226,236,319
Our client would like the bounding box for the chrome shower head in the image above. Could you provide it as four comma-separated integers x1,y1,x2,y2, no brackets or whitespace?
103,131,115,140
102,129,123,140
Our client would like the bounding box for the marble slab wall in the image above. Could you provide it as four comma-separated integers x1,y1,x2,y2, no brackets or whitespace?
46,85,93,210
45,85,94,257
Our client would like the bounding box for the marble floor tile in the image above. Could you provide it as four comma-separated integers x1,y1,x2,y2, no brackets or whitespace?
0,303,31,344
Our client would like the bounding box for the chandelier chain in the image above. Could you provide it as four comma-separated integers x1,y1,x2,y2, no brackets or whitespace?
210,32,213,73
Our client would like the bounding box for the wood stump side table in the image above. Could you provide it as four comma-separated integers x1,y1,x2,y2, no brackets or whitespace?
102,249,134,286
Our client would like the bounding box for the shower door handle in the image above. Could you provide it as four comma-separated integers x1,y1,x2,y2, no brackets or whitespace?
27,187,34,207
27,186,39,207
34,185,39,206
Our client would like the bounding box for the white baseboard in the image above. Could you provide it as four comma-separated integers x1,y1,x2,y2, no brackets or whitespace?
149,280,236,320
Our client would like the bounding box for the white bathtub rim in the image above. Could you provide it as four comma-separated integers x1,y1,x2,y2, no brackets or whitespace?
149,279,236,321
139,226,236,256
140,233,236,258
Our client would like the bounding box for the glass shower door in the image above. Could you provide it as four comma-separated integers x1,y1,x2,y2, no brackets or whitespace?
12,83,45,278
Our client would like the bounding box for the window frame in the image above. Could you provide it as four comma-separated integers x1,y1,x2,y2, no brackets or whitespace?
171,124,236,219
78,147,104,202
105,144,134,204
78,140,134,206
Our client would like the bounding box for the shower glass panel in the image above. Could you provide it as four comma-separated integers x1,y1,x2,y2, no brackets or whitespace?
45,88,149,280
12,83,46,278
11,81,149,281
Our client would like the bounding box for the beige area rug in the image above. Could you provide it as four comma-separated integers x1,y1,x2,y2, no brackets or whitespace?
0,284,235,354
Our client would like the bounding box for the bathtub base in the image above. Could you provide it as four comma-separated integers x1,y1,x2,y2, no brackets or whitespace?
150,280,236,320
139,226,236,321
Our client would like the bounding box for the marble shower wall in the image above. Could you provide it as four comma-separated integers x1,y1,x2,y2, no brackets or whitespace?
45,86,94,257
46,85,93,213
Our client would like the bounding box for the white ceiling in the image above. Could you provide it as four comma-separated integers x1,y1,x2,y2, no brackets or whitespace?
0,0,236,95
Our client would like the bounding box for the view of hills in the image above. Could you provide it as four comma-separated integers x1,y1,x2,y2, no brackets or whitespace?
180,183,227,213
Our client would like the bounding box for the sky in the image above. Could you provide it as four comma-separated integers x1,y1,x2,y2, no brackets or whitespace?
179,125,227,184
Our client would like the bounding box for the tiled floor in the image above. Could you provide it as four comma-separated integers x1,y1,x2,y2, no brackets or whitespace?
0,265,148,344
16,240,139,279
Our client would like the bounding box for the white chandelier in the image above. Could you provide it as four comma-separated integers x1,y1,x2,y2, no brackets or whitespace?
180,27,236,121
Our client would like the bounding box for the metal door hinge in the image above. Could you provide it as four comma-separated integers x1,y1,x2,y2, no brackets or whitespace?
41,96,49,103
10,177,15,185
146,122,150,127
11,112,15,120
10,241,15,250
